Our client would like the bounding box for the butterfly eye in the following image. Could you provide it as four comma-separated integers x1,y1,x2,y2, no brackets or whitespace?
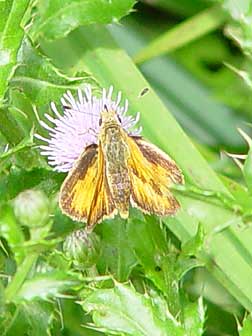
99,118,102,126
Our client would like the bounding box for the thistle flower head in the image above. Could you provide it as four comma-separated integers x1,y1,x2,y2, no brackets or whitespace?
35,85,142,172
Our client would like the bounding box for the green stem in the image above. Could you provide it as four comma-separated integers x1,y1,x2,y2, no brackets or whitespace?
5,253,38,302
133,5,228,64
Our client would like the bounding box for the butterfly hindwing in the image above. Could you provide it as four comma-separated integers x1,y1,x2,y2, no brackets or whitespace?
127,136,183,216
59,144,115,227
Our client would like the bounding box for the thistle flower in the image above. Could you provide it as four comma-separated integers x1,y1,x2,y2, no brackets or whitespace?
35,85,142,172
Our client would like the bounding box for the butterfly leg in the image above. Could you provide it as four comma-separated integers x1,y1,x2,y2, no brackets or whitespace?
78,128,98,137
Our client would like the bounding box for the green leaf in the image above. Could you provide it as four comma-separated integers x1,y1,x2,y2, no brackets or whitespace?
10,38,97,109
0,0,31,143
0,281,5,327
243,146,252,194
96,218,137,281
3,301,56,336
223,0,251,19
182,297,205,336
181,223,205,257
0,0,30,104
0,204,25,264
29,0,136,41
0,0,12,34
127,215,180,315
82,282,184,336
21,302,54,336
239,314,252,336
0,128,34,161
223,0,252,55
15,271,80,302
0,167,64,201
176,224,205,280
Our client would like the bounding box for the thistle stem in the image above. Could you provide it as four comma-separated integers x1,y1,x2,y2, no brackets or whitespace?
5,253,38,302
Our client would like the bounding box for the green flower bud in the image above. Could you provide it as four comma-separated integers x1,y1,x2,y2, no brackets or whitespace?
13,189,50,228
63,229,101,269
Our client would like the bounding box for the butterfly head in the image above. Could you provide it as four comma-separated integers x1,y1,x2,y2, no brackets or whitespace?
99,105,122,128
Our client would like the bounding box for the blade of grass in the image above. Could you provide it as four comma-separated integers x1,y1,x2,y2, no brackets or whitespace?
134,5,228,64
40,25,252,312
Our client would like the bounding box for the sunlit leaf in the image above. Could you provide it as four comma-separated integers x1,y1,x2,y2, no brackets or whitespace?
82,282,184,336
15,271,80,302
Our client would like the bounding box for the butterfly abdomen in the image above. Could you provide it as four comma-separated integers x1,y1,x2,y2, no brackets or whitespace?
102,126,131,218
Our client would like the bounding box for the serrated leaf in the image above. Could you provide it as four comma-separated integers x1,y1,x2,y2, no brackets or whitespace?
29,0,136,41
15,271,80,302
96,218,137,281
10,38,96,108
82,282,184,336
181,223,205,257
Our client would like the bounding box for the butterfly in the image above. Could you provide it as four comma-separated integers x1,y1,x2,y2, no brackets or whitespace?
59,107,184,228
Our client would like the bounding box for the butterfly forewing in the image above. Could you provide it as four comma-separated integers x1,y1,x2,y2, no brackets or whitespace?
127,136,183,216
59,144,115,226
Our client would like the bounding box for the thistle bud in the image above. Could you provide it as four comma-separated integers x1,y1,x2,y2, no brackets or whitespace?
63,229,101,269
13,189,50,228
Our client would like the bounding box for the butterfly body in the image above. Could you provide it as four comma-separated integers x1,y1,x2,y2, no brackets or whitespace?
100,121,131,219
59,108,184,228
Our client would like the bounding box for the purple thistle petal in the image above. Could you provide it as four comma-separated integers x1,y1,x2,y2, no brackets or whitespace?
35,85,142,172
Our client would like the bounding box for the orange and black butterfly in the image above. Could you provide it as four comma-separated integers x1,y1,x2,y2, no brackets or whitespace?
59,107,184,228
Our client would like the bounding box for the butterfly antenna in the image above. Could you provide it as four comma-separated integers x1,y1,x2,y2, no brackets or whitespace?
104,104,108,112
63,105,100,117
